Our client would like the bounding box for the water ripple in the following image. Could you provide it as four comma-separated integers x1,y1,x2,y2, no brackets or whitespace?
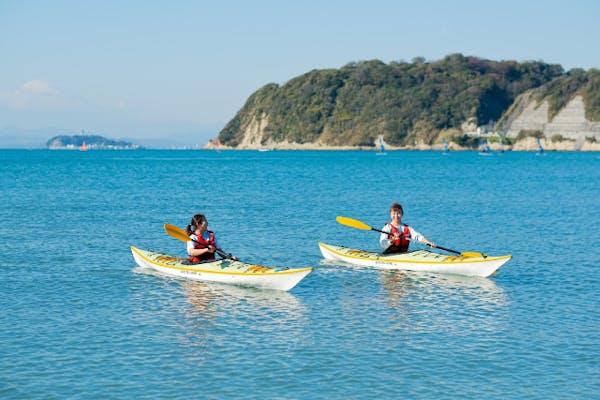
1,150,598,399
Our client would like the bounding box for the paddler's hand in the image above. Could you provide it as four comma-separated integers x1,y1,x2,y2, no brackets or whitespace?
207,245,215,253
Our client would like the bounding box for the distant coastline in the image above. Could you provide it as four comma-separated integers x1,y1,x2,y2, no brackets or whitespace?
47,135,142,150
3,134,597,151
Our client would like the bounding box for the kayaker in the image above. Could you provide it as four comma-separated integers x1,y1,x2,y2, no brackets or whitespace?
380,203,436,253
186,214,223,262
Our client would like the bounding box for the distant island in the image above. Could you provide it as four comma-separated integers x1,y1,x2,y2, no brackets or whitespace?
47,135,142,150
213,54,600,151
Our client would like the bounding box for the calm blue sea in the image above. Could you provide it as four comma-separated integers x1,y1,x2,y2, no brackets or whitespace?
1,149,598,399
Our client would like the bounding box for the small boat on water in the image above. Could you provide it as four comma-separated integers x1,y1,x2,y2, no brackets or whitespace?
318,243,511,278
131,246,312,291
442,138,449,155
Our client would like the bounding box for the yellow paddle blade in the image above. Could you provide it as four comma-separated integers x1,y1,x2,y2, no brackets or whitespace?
336,216,373,231
461,251,485,258
164,223,189,242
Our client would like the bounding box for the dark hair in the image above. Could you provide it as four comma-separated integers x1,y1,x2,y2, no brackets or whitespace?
390,203,404,215
186,214,207,235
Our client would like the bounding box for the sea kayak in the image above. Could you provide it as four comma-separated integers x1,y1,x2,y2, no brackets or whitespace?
131,246,312,291
318,242,511,277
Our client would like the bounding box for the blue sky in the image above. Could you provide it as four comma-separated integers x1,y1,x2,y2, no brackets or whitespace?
1,0,598,147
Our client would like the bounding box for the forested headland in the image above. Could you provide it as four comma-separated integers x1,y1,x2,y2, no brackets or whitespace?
217,54,600,149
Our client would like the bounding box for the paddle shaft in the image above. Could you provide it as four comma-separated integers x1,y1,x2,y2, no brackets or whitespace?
367,226,461,255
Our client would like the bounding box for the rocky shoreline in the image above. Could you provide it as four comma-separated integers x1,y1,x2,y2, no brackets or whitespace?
206,136,600,151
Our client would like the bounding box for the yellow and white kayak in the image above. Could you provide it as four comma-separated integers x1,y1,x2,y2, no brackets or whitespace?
131,246,312,291
318,242,511,277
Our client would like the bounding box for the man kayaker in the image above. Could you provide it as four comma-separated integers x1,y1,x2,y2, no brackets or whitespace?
380,203,436,253
186,214,236,262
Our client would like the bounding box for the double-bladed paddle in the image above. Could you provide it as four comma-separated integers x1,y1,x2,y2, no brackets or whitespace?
163,223,235,260
335,216,485,258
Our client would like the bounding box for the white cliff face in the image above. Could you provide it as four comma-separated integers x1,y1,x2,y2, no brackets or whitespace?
505,95,600,140
505,96,549,135
545,96,598,139
237,112,270,149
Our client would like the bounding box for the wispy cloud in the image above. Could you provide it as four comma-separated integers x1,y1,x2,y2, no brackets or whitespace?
22,80,58,95
0,80,59,108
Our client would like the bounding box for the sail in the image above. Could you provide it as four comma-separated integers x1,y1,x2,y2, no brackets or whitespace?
478,138,492,155
376,136,387,155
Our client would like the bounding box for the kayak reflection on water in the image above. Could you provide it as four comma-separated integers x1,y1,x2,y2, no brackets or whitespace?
181,280,308,320
377,270,508,333
178,281,310,350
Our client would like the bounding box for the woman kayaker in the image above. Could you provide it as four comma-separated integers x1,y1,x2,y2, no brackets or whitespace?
186,214,224,262
379,203,436,253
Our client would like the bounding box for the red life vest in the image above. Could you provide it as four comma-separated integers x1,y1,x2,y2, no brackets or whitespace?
385,223,411,253
189,231,217,262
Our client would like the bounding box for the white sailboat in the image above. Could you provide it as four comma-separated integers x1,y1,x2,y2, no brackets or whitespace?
376,136,387,155
442,138,449,155
536,138,545,155
478,138,493,156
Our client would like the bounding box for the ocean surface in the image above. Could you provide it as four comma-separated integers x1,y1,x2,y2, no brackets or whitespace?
1,149,598,399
